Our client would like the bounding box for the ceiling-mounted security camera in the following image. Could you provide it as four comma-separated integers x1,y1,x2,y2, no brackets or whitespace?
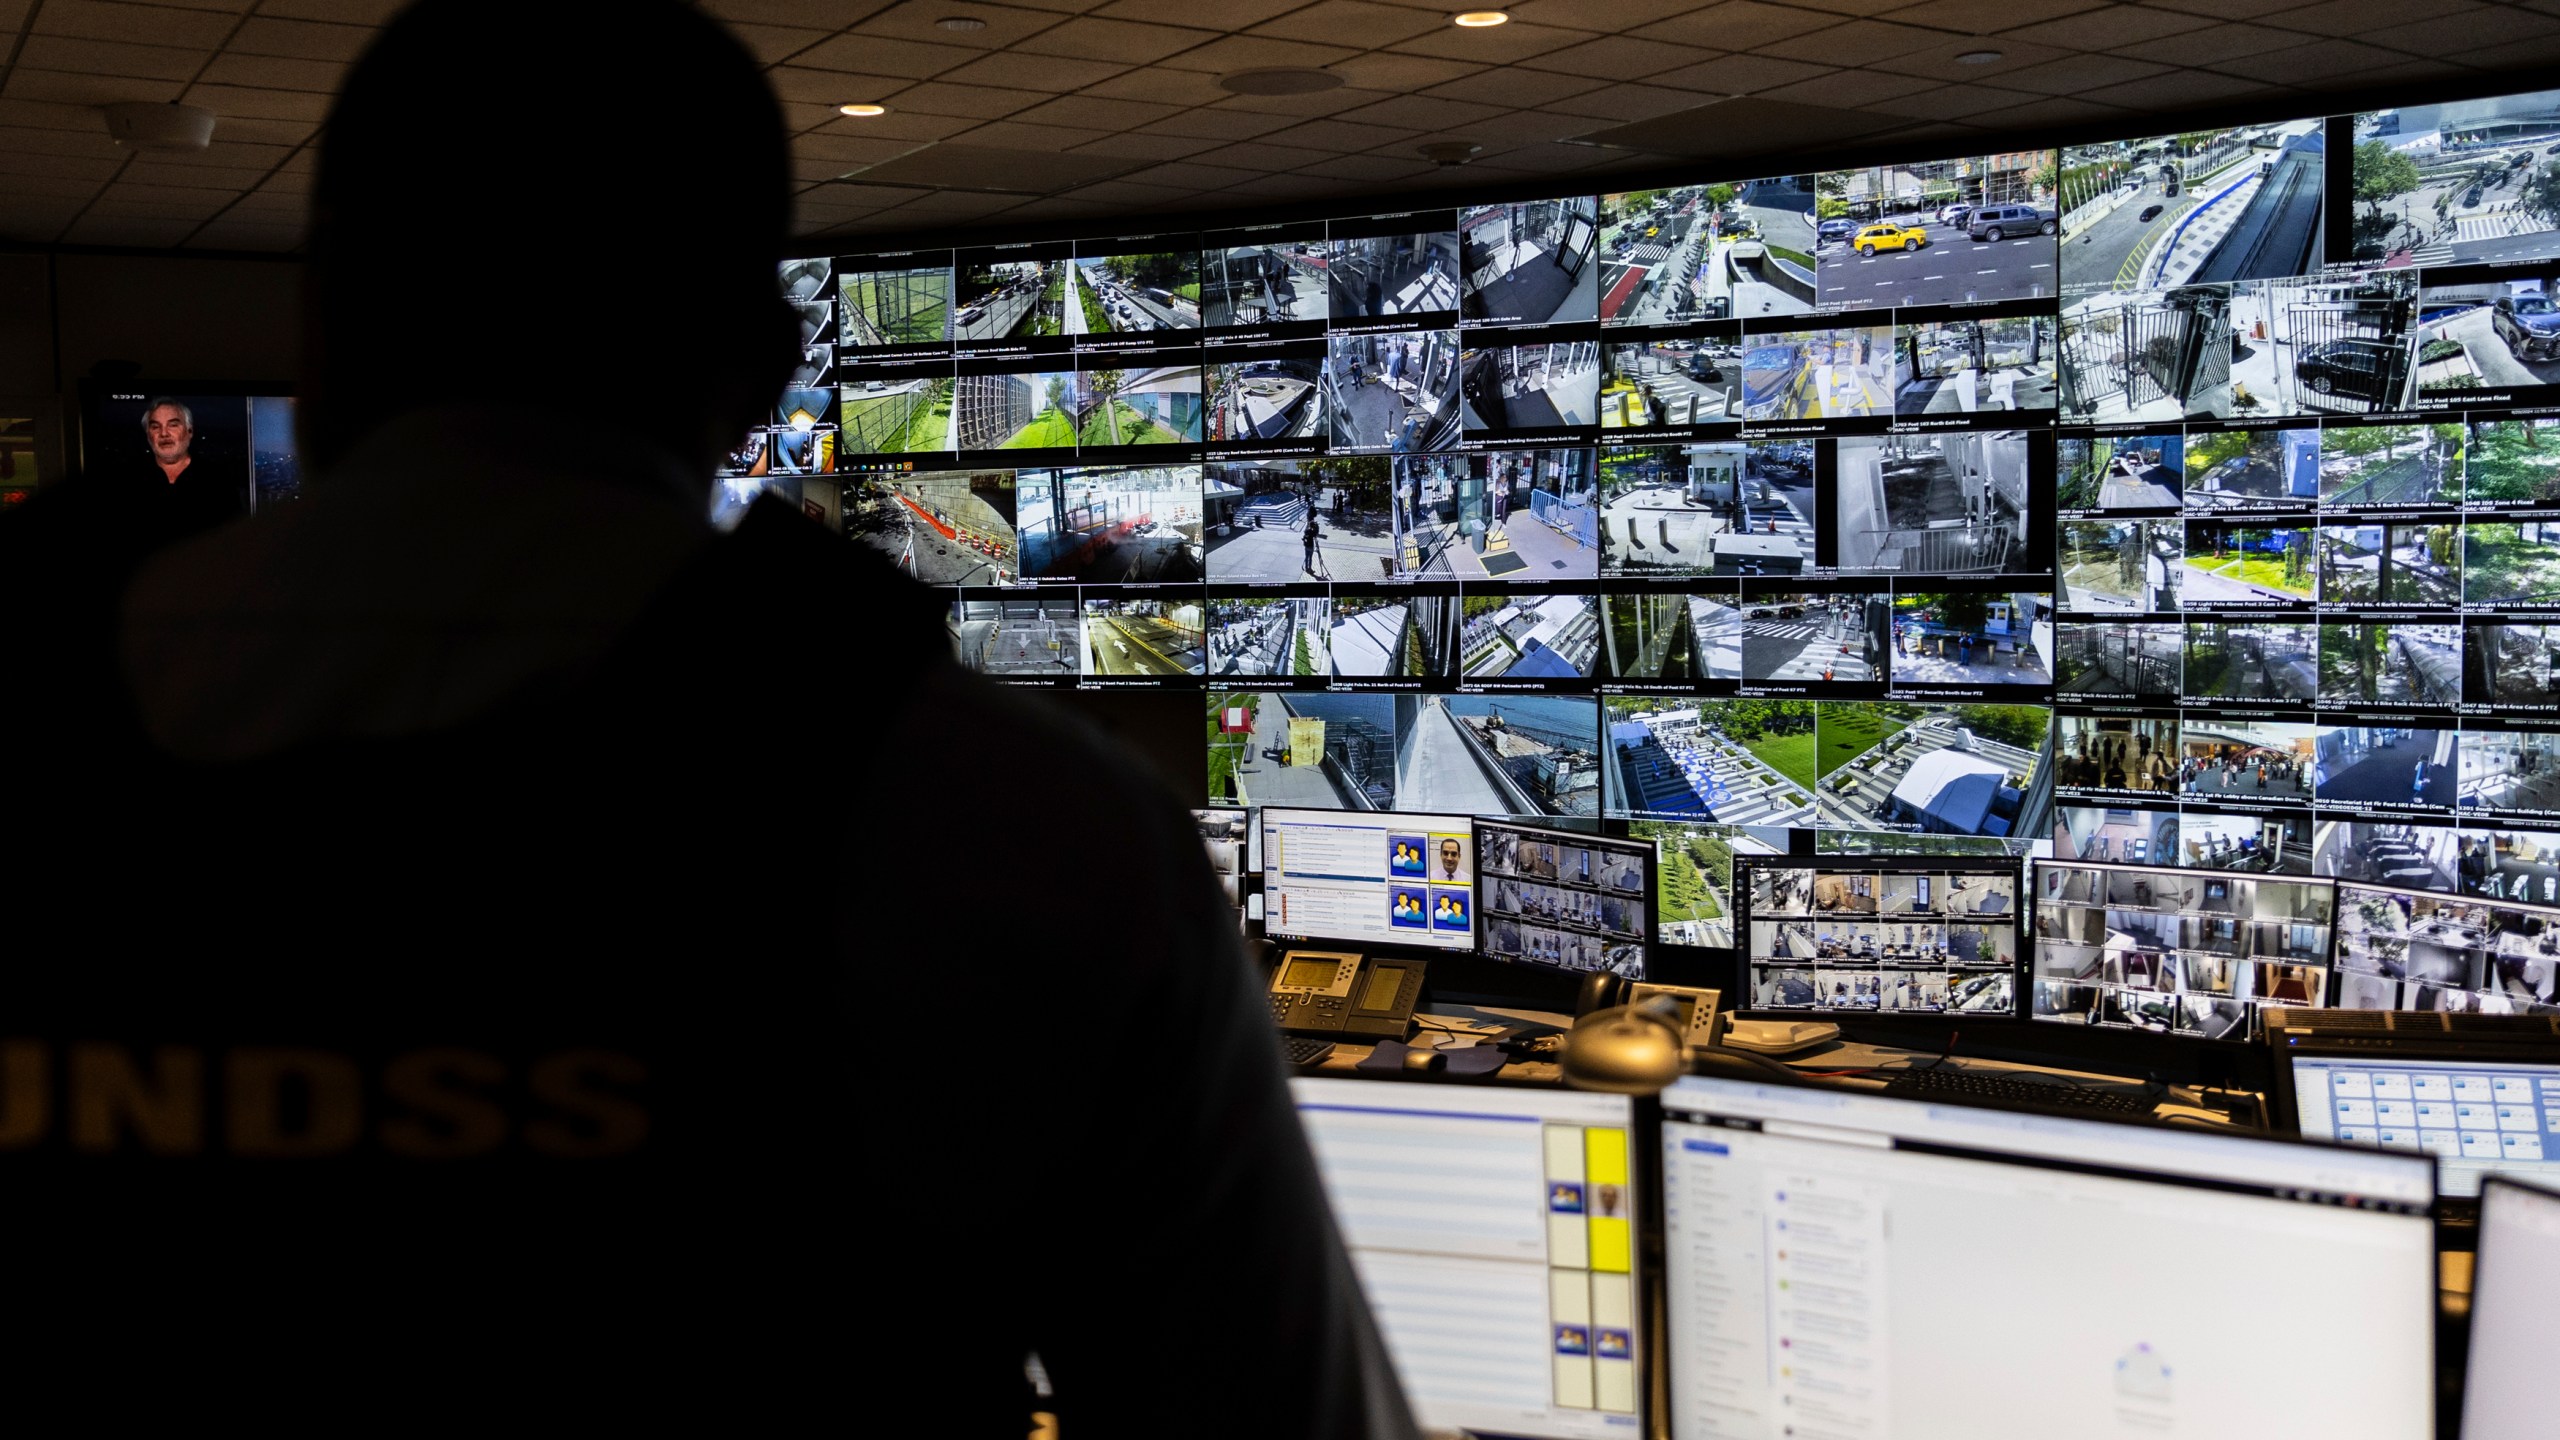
102,102,216,152
1417,141,1483,170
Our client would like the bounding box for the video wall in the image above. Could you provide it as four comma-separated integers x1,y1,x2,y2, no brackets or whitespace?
748,83,2560,954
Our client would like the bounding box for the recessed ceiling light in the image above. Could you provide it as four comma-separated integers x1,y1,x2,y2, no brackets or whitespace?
1954,49,2003,64
936,15,987,30
840,103,889,117
1453,10,1509,26
1218,67,1345,96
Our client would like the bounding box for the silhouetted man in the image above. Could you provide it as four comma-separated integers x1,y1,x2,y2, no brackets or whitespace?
0,4,1413,1435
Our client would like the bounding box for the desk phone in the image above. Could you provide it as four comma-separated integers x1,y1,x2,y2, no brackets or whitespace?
1629,983,1724,1056
1269,950,1426,1039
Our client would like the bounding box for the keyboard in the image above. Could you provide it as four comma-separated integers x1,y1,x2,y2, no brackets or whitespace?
1279,1035,1338,1069
1882,1064,2153,1115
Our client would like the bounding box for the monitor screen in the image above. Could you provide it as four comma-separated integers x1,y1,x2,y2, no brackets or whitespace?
2330,882,2560,1014
1475,819,1652,978
1738,857,2020,1017
2288,1054,2560,1198
2030,860,2335,1040
84,389,301,517
1659,1075,2435,1440
2464,1178,2560,1440
1292,1077,1639,1438
1259,807,1477,952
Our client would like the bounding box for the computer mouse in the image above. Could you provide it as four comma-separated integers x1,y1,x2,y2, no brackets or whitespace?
1403,1045,1447,1073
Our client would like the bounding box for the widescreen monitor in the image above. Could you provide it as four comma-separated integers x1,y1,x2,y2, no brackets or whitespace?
1659,1074,2436,1440
1736,855,2020,1017
2273,1028,2560,1201
1474,819,1651,979
1292,1077,1640,1438
2463,1178,2560,1440
80,384,300,516
2031,860,2334,1039
1259,807,1477,952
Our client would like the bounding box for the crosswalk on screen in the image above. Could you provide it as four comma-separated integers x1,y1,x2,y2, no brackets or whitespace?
756,84,2560,979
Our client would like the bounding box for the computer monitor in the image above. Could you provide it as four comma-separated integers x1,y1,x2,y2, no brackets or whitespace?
1292,1077,1640,1437
2030,859,2335,1040
2330,882,2560,1015
1259,807,1477,952
1736,856,2021,1018
1658,1074,2436,1440
2272,1030,2560,1202
2464,1178,2560,1440
1475,819,1652,979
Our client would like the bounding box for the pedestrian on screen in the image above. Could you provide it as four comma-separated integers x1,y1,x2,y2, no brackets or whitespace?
1304,515,1323,578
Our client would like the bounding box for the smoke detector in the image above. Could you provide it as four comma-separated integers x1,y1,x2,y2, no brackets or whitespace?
103,102,215,152
1418,141,1484,169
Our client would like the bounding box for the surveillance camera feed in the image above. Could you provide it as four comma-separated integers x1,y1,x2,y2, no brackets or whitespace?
1739,857,2019,1016
770,83,2560,990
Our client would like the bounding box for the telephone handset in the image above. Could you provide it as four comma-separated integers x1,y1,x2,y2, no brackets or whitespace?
1268,950,1426,1039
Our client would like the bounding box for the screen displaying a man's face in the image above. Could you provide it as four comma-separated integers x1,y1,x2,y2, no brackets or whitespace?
145,404,193,469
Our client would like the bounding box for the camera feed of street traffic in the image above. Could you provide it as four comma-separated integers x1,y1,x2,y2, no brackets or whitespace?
1598,442,1815,578
1082,597,1205,678
2320,423,2463,506
2060,122,2326,297
953,260,1061,344
1605,699,1818,828
1202,242,1327,329
1325,329,1460,453
1600,187,1731,325
2057,433,2183,509
1834,432,2033,576
1016,465,1203,582
1602,332,1741,428
1893,317,2057,417
1742,325,1892,422
1462,338,1599,433
1208,597,1330,678
840,263,951,348
1811,156,2059,309
2352,90,2560,267
1072,251,1200,335
1205,691,1601,816
2416,266,2560,399
1206,357,1322,443
848,470,1017,586
1605,592,1743,681
1813,702,2049,838
2061,520,2182,613
1459,197,1600,326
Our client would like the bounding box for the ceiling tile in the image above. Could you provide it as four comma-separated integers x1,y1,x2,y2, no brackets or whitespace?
4,69,187,105
1758,19,1958,64
1879,0,2104,32
227,17,374,61
183,81,335,121
1857,83,2041,118
63,215,203,247
2141,0,2325,16
1500,0,1714,29
2114,20,2321,64
1008,93,1189,129
1387,20,1592,63
1122,159,1264,188
257,0,408,21
1049,177,1196,205
1294,152,1440,181
1991,52,2176,95
228,189,307,213
0,98,107,132
1251,0,1448,46
1155,34,1363,71
1422,65,1604,107
946,120,1117,151
184,222,304,252
1634,2,1844,50
2361,7,2560,55
1520,34,1722,79
92,182,237,212
849,0,1072,46
1330,92,1509,131
2204,35,2407,80
16,35,207,82
0,150,123,181
724,22,835,63
117,160,270,189
791,155,854,183
1642,53,1838,94
1066,131,1225,160
1751,68,1943,106
805,108,982,142
197,54,346,93
795,131,935,164
1137,107,1300,140
0,173,107,199
1864,36,2074,80
34,0,238,49
869,189,1029,218
213,117,319,146
1092,0,1304,23
1074,66,1234,103
1014,14,1221,63
1435,108,1609,146
1213,86,1384,116
789,31,982,78
939,50,1129,89
768,65,882,104
871,81,1049,119
0,124,124,160
697,0,892,26
2444,30,2560,67
1780,0,1932,13
1998,4,2215,49
1217,172,1369,199
2256,0,2434,35
1457,141,1614,177
1259,116,1414,152
1536,83,1715,122
1187,139,1336,171
1962,94,2132,130
2078,65,2276,109
1326,52,1488,91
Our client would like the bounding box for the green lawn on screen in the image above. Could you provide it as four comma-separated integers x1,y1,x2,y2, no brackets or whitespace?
1815,711,1904,778
1003,407,1080,449
1746,730,1822,791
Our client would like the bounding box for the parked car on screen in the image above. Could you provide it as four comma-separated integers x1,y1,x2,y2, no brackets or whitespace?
2493,292,2560,361
2294,337,2406,404
1966,204,2058,241
1816,218,1858,244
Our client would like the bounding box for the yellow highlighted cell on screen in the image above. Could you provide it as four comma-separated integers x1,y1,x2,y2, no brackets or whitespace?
1588,1216,1631,1273
1585,1127,1627,1187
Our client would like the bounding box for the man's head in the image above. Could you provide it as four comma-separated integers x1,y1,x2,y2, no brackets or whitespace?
1439,838,1461,875
307,0,796,484
142,399,194,467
